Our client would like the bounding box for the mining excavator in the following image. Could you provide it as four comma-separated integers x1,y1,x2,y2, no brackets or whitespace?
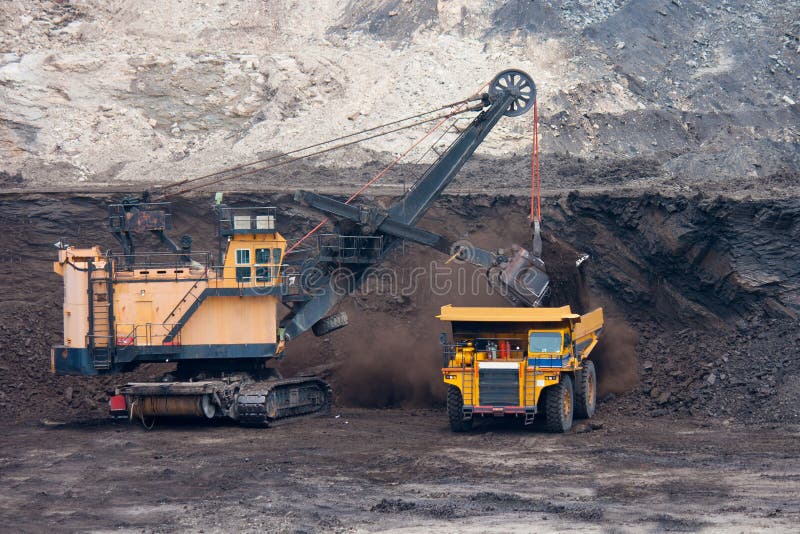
52,69,551,426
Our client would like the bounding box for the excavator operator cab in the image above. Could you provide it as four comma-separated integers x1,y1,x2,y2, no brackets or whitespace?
214,205,286,289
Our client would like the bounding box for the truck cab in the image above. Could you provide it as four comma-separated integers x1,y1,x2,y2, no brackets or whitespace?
438,305,603,432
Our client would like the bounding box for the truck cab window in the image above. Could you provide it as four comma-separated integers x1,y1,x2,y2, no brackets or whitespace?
528,332,562,353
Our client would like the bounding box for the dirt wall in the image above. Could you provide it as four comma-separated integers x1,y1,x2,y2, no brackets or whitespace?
0,191,797,423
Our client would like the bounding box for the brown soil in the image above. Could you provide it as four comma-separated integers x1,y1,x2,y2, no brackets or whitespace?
0,411,798,532
1,191,798,424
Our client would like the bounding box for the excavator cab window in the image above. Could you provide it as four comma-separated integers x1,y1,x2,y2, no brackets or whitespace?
254,248,283,283
255,248,272,283
235,249,251,283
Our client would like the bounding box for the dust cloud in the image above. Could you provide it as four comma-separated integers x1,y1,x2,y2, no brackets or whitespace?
281,244,519,408
333,313,444,408
591,318,640,395
331,257,512,408
282,220,641,407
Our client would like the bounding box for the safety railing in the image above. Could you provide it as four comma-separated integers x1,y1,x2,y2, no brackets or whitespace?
316,234,383,263
214,264,289,289
216,206,277,236
115,323,182,347
441,338,526,366
108,202,173,232
441,343,461,368
110,251,213,273
442,337,528,408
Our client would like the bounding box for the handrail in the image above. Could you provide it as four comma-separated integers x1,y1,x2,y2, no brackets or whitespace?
114,323,182,346
216,206,277,235
441,343,526,366
316,233,383,262
110,251,214,271
163,279,204,324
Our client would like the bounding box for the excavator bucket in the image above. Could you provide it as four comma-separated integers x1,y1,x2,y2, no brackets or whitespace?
488,244,549,307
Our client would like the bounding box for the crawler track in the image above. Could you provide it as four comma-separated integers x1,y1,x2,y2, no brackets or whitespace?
236,377,333,426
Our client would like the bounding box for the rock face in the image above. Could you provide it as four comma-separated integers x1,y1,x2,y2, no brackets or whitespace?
555,193,800,321
0,192,797,425
547,192,800,424
1,0,798,192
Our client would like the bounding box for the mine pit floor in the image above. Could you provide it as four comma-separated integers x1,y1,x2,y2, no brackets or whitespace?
1,409,798,532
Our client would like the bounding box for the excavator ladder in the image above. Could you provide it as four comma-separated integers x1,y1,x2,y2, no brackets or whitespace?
87,261,114,371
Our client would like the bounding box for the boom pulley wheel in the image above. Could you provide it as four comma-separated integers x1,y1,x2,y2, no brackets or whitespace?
488,69,536,117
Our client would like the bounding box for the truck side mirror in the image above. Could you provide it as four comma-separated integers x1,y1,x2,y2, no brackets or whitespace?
439,333,447,345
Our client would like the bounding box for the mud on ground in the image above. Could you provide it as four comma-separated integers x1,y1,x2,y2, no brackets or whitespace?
0,411,798,532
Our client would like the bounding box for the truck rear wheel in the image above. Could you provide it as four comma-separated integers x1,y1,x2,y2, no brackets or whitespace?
447,385,472,432
545,375,574,433
574,360,596,419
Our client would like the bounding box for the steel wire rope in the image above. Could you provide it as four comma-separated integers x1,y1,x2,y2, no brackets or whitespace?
162,108,477,198
285,80,492,253
154,97,483,198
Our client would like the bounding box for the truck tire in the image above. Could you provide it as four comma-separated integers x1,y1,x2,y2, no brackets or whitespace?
311,312,348,337
447,385,472,432
574,360,597,419
545,375,574,433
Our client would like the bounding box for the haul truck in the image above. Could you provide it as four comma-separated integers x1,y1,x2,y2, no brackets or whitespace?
438,305,604,432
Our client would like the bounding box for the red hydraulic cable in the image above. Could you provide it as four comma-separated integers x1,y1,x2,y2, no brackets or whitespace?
286,81,491,254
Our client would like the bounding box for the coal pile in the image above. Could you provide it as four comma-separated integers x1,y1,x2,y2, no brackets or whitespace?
626,318,800,424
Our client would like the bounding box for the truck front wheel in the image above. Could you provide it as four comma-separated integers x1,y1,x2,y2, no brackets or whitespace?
545,375,574,433
447,385,472,432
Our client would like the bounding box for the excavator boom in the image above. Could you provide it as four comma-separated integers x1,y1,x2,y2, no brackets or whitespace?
283,69,549,339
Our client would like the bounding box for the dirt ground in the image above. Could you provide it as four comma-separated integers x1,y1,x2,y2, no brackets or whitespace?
1,409,798,533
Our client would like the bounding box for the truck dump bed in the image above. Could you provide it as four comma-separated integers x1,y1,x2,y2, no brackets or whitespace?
438,304,604,361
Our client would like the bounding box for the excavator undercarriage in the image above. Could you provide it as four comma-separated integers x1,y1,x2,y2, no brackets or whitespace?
117,374,332,426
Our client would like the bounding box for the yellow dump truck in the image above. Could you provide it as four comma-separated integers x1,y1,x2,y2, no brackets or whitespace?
438,305,604,432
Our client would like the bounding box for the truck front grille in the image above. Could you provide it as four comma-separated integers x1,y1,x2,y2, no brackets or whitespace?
479,368,519,406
